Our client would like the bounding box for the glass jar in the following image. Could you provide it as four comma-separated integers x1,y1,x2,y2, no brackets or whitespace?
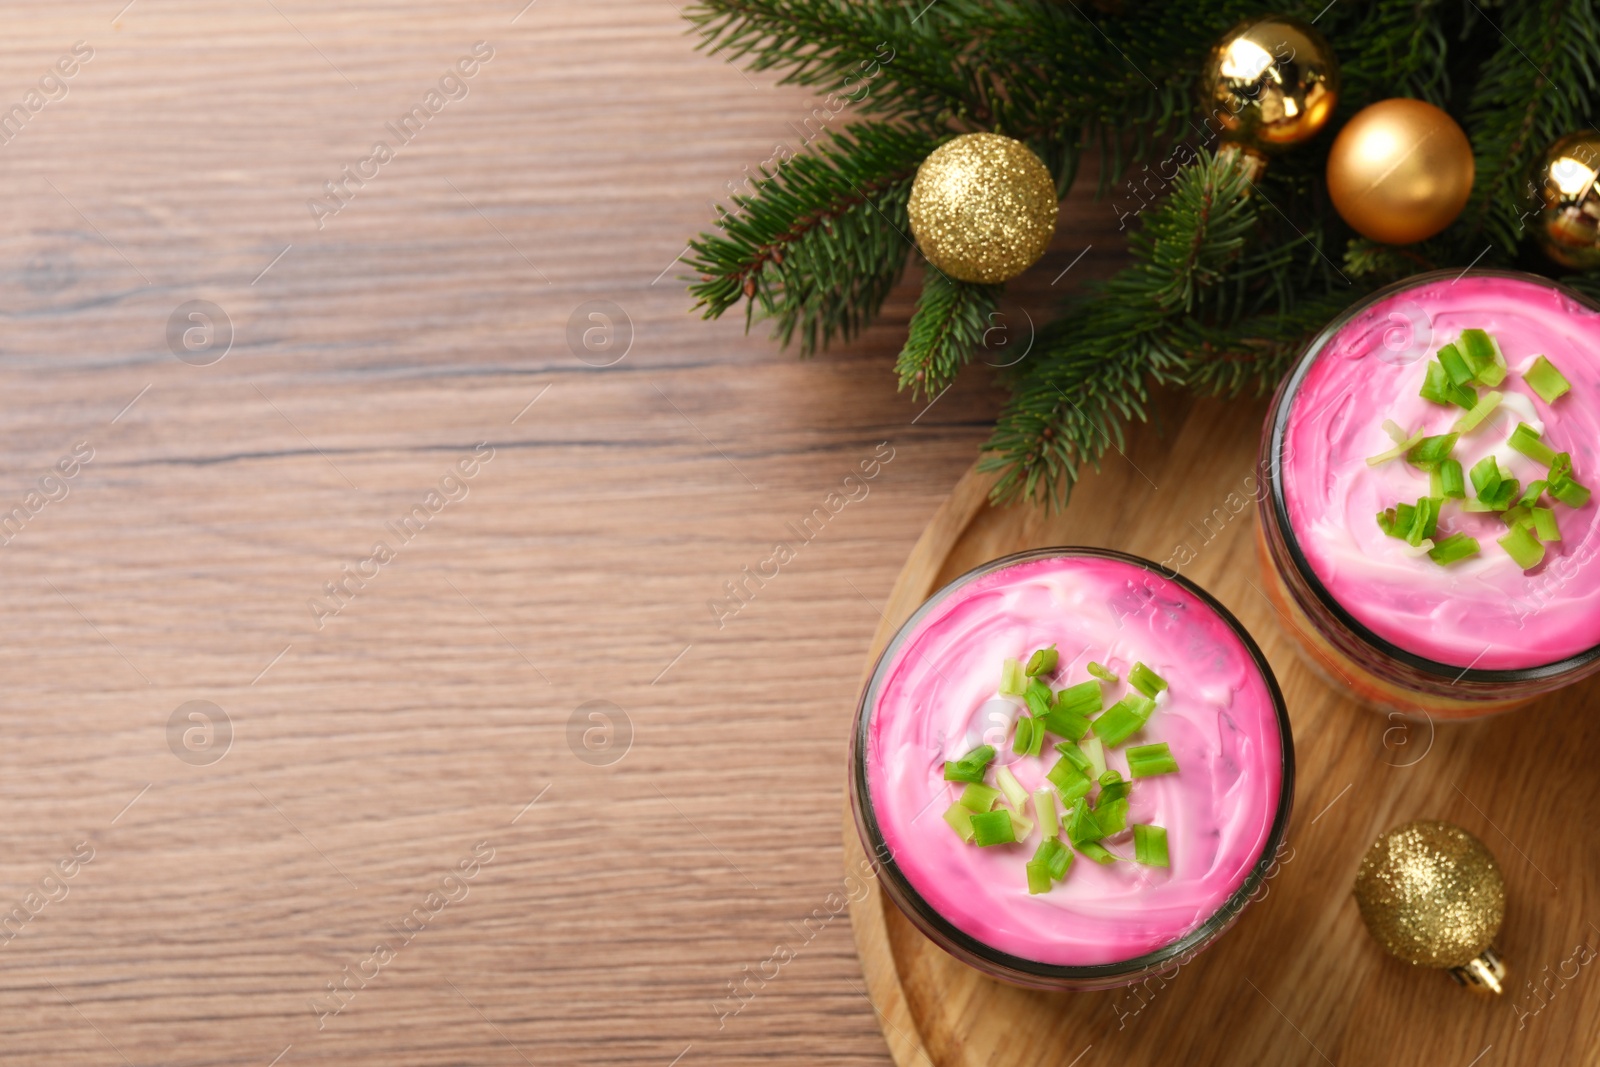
849,547,1294,991
1259,269,1600,718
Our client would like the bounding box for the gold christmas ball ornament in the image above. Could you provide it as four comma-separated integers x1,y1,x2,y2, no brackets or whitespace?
1327,99,1475,245
1354,820,1508,994
907,133,1058,284
1200,15,1340,157
1532,130,1600,269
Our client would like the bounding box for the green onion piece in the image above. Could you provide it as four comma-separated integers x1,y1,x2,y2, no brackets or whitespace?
1532,506,1561,542
1127,742,1181,778
1498,525,1546,570
1012,716,1036,757
1428,532,1480,565
1406,433,1460,471
1500,505,1532,531
1033,788,1060,839
1053,741,1094,774
1041,837,1071,880
1549,464,1592,508
1006,808,1034,840
1460,328,1508,386
1437,458,1466,499
1025,645,1059,677
1094,796,1129,837
1046,756,1093,803
1082,736,1107,778
1461,498,1499,513
1520,480,1548,507
970,809,1015,846
1040,680,1100,739
1064,797,1104,847
1482,479,1522,511
1437,342,1475,385
1367,425,1426,465
1090,692,1155,747
1098,769,1131,802
1023,678,1053,719
1419,360,1476,408
958,783,1002,813
943,803,976,843
1452,390,1504,433
1133,824,1170,868
1525,355,1571,404
1087,661,1119,683
995,766,1029,813
1128,661,1168,698
942,744,996,783
1025,860,1052,894
1470,455,1502,497
1076,841,1118,865
1508,423,1557,467
1406,496,1442,546
999,658,1026,696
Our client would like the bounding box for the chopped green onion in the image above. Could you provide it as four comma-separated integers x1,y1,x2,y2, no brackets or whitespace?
1407,496,1442,546
1428,532,1480,565
995,765,1029,813
1498,525,1546,570
1025,645,1058,677
1470,455,1502,497
1045,756,1093,803
1508,423,1557,467
1023,678,1053,719
1525,355,1571,404
1452,390,1504,433
1470,456,1519,510
1087,661,1119,683
1520,480,1548,507
943,803,976,843
1039,837,1071,880
1033,788,1060,838
1053,741,1094,775
1548,455,1592,508
1377,503,1415,538
1076,841,1118,865
1098,769,1131,804
1090,692,1155,747
1128,662,1168,698
999,658,1026,697
1532,506,1561,542
1368,425,1426,466
1133,824,1170,868
1406,433,1459,471
1094,795,1128,836
1041,680,1100,739
1081,736,1107,778
1437,342,1475,385
958,782,1002,812
1127,742,1181,778
1500,505,1532,531
1420,360,1477,408
1437,458,1466,499
942,745,996,783
1012,716,1037,757
1064,797,1104,847
1006,808,1034,840
1461,498,1500,513
1381,419,1410,443
970,808,1015,846
1459,328,1507,386
1025,859,1052,894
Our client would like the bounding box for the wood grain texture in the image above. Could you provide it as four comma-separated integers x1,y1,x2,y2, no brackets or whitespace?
0,3,1129,1064
846,395,1600,1067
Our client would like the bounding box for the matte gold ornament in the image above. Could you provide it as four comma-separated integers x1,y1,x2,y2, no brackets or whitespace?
1354,820,1508,994
1327,99,1474,245
1532,130,1600,269
907,133,1058,284
1200,15,1340,159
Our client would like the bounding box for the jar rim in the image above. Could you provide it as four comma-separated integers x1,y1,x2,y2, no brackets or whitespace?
1265,267,1600,683
848,546,1295,985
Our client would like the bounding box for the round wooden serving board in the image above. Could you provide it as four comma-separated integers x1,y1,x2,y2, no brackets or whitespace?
844,393,1600,1067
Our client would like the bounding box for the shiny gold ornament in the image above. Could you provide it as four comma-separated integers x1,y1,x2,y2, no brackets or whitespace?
1354,820,1508,994
1200,15,1340,159
907,133,1058,284
1532,130,1600,269
1327,99,1474,244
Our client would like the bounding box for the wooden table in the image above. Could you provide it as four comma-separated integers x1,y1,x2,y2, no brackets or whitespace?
0,3,1129,1063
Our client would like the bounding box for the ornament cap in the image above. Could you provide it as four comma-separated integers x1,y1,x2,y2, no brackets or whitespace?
1449,945,1507,996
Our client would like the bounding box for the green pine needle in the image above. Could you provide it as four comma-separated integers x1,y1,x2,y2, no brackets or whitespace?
896,270,1001,400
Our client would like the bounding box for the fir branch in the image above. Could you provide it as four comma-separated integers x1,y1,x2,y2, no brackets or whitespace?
895,269,1000,400
685,124,943,355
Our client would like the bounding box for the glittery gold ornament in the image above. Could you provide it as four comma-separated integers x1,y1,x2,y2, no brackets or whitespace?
1354,820,1508,994
907,133,1058,284
1532,130,1600,269
1327,99,1474,245
1200,15,1340,160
